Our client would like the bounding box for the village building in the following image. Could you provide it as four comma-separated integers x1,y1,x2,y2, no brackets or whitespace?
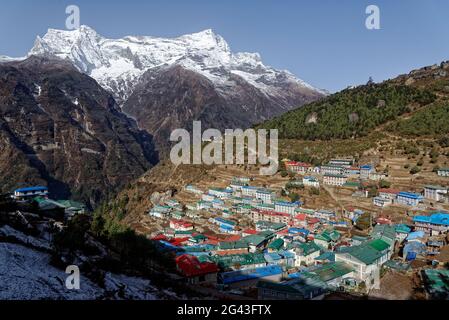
394,224,412,241
321,165,345,176
56,200,86,217
255,189,275,204
13,186,48,200
185,184,203,195
232,176,252,184
175,254,218,285
241,186,259,197
373,196,393,207
149,205,172,218
378,188,400,200
343,208,364,223
300,261,355,291
215,241,249,255
437,168,449,177
211,253,267,271
314,229,341,249
302,176,320,188
170,219,194,231
201,193,215,202
323,174,348,186
196,200,212,211
360,165,375,179
266,238,285,252
257,275,327,300
245,233,275,252
210,217,237,233
413,212,449,235
422,269,449,299
208,187,232,199
345,167,361,176
335,238,392,287
371,224,396,248
251,209,292,224
255,220,287,233
285,161,313,174
274,200,300,215
314,209,336,221
220,265,283,289
396,192,424,207
423,185,448,202
368,172,387,181
328,158,354,168
287,241,321,267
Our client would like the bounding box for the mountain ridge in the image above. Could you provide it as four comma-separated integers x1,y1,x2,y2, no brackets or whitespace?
24,25,327,104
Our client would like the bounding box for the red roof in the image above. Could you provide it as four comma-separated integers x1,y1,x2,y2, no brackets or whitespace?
307,217,320,224
285,161,311,167
151,234,168,241
376,217,393,225
295,214,306,221
170,219,193,228
169,237,190,246
379,188,401,194
176,254,218,277
243,229,258,235
203,239,219,245
222,234,241,242
253,209,291,218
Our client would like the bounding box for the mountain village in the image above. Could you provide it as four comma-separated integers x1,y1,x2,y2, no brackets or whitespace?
8,154,449,299
128,157,449,300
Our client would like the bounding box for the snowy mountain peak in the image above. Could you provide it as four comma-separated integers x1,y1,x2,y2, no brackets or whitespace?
26,25,325,103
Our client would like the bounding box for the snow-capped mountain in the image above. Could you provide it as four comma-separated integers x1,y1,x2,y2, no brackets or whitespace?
1,26,326,156
28,25,326,104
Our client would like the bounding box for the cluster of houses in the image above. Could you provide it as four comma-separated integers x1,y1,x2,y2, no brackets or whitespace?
284,158,387,187
373,185,448,208
147,175,449,299
10,186,86,219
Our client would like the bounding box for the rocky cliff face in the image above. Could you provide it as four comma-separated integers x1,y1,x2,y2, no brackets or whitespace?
0,56,158,207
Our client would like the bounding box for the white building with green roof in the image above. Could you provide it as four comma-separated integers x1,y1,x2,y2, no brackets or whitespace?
335,238,392,287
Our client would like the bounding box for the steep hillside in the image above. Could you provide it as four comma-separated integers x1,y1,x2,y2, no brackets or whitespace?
257,61,449,141
0,56,158,207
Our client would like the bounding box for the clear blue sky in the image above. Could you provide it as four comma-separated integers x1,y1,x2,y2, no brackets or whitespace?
1,0,448,92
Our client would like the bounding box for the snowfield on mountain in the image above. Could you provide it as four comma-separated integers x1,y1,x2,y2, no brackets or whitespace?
28,25,326,104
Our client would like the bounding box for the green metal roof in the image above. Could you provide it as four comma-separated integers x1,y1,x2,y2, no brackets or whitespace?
342,239,389,265
369,239,390,251
243,234,267,246
372,225,396,245
268,238,284,251
211,253,266,269
422,269,449,297
303,262,354,283
294,241,321,256
219,240,249,250
316,229,341,242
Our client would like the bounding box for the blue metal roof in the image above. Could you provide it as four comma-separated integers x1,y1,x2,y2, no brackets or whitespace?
220,265,282,284
398,192,423,199
215,217,236,225
414,212,449,226
288,228,310,236
14,186,48,193
406,231,426,241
